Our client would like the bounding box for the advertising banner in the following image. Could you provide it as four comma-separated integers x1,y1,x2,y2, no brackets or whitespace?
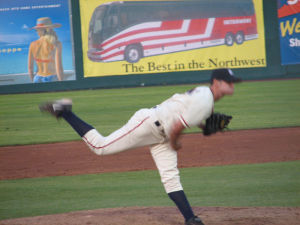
0,0,75,85
278,0,300,65
80,0,266,77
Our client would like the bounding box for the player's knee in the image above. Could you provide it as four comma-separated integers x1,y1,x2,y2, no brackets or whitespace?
82,129,105,155
162,175,183,193
88,146,105,155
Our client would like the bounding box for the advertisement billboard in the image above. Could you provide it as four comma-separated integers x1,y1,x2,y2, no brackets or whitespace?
80,0,266,77
278,0,300,65
0,0,75,85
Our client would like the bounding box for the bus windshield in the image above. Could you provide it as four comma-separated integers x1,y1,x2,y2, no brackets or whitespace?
89,5,108,48
90,6,107,34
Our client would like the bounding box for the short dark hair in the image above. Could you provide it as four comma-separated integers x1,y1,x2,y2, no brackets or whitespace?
210,68,241,84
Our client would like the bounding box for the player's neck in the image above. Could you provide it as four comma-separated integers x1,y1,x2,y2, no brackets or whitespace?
210,86,223,102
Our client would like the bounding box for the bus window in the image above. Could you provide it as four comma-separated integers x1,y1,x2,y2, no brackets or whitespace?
89,5,107,48
92,6,106,33
120,12,128,28
94,18,102,34
102,6,119,39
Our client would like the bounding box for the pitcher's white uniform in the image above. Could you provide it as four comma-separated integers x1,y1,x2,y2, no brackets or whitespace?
83,86,214,193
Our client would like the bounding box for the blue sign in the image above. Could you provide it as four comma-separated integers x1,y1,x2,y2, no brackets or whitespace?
278,0,300,65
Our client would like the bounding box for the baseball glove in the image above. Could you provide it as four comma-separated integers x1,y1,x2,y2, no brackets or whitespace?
203,113,232,136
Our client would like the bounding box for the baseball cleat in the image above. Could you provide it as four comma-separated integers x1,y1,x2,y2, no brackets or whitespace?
185,216,205,225
39,98,72,118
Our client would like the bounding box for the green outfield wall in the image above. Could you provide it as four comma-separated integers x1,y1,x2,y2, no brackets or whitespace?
0,0,299,94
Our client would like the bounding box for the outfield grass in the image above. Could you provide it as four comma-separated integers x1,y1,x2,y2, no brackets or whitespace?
0,79,300,146
0,161,299,220
1,80,299,221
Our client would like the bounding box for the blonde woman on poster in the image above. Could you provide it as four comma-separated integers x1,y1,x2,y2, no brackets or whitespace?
28,17,63,83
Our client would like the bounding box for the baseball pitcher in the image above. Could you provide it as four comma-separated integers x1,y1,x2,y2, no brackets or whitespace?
40,68,241,225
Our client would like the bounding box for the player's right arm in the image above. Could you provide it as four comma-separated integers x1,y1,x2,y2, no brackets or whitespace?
169,120,185,151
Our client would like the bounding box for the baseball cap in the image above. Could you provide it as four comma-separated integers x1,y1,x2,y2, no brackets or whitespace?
210,68,242,83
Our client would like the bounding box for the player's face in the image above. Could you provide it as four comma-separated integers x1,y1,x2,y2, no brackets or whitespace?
219,80,234,95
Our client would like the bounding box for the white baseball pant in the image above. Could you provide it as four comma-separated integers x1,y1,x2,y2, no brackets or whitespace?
82,108,183,193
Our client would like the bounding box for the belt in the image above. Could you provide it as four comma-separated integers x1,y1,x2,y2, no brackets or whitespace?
154,120,166,138
154,121,161,127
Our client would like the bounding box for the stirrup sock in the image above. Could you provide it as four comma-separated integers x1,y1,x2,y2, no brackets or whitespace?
62,111,94,137
168,190,195,221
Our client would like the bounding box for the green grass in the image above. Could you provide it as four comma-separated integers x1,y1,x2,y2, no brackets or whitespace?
1,79,300,146
1,80,299,221
0,161,299,220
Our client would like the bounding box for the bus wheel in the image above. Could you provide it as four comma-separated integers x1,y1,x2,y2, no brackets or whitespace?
124,44,143,63
225,32,235,46
235,31,245,45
